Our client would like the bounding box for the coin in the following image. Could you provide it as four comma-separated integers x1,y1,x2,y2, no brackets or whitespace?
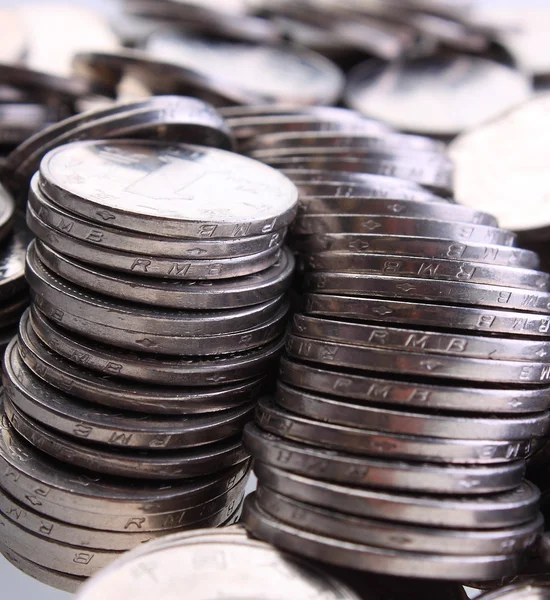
294,235,538,268
0,229,30,303
255,486,542,556
3,343,256,449
253,463,541,529
345,55,531,136
303,294,550,337
243,424,526,494
295,181,442,203
147,31,345,106
291,314,550,362
476,583,550,600
243,494,524,580
32,239,295,310
256,396,536,463
39,140,298,238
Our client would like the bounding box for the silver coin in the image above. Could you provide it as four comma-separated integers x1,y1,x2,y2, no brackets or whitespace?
0,183,14,242
28,242,288,333
0,545,84,594
291,215,515,245
476,582,550,600
243,495,524,580
243,423,526,494
32,241,295,310
33,299,289,355
295,181,443,203
0,103,50,147
294,198,495,225
17,330,264,415
303,294,550,338
0,414,251,531
304,272,550,314
256,397,536,463
253,463,541,529
28,309,285,386
243,131,446,155
3,343,256,449
0,229,29,302
30,217,284,281
286,333,550,385
303,253,550,291
147,31,344,106
294,234,538,268
345,56,531,136
291,314,550,363
263,154,454,195
219,104,390,123
39,140,298,238
275,381,549,440
28,176,285,259
75,530,362,600
256,486,542,556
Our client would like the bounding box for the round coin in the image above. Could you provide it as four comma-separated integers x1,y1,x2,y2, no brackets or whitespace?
295,181,442,203
39,140,298,238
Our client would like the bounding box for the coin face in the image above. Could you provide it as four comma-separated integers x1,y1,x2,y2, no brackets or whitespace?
345,55,531,135
147,31,345,105
40,140,298,237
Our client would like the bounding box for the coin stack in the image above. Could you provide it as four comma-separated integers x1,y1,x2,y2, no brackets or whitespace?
235,110,550,581
0,182,28,360
0,137,298,582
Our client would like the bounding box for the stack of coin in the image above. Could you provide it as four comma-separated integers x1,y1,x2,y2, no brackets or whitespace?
240,122,550,579
0,136,298,582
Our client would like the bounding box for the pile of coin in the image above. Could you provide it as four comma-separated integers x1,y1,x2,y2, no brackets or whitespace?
0,135,298,583
235,109,550,580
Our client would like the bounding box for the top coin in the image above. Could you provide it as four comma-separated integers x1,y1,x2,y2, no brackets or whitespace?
39,140,298,238
345,55,531,136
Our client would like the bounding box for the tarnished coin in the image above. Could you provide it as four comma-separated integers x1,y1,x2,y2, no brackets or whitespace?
243,495,524,580
256,486,542,556
75,528,362,600
29,216,283,280
17,326,264,415
303,272,550,314
253,463,541,529
243,424,526,494
28,176,285,259
274,381,549,440
292,215,515,246
39,140,298,238
3,342,255,449
147,31,344,106
291,313,550,363
27,309,285,386
294,235,538,268
303,294,550,338
256,397,536,463
32,239,295,310
345,55,531,136
286,333,550,385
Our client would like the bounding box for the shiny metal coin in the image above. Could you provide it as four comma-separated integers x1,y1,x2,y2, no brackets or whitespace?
28,176,285,259
295,181,443,203
292,215,515,245
303,272,550,314
32,240,295,310
303,294,550,338
147,31,344,106
286,333,550,385
345,56,531,136
476,582,550,600
39,140,298,238
0,182,14,243
219,104,389,122
17,328,264,415
256,486,542,556
294,197,495,225
3,343,255,449
30,217,283,280
243,424,526,494
294,234,538,268
291,314,550,363
256,396,535,463
243,494,524,580
28,309,285,386
75,528,362,600
253,463,541,529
